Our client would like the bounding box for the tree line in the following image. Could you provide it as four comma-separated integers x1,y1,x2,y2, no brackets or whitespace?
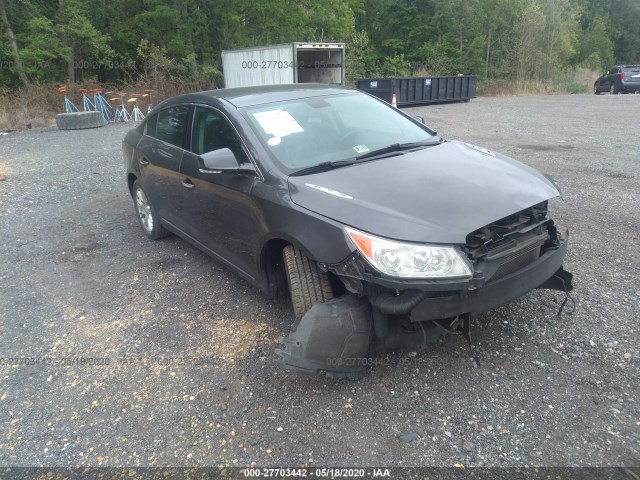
0,0,639,90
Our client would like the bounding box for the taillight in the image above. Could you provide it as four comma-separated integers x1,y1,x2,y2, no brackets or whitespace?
621,71,625,81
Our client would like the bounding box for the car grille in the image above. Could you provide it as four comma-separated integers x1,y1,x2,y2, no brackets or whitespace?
464,202,550,283
490,237,546,281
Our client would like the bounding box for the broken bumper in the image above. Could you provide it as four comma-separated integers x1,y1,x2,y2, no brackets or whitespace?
365,233,572,323
413,237,570,321
279,236,572,377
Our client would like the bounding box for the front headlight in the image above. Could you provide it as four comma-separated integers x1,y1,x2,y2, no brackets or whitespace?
345,227,473,279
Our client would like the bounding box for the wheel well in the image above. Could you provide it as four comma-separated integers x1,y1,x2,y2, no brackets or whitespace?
262,239,290,298
127,173,138,196
261,239,345,299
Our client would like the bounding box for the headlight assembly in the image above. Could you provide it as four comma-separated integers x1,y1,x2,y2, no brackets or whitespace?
345,227,473,279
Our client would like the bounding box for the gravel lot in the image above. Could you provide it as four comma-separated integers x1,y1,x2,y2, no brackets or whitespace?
0,94,638,469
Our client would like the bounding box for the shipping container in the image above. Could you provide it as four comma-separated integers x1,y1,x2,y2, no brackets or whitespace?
222,43,345,88
356,76,477,106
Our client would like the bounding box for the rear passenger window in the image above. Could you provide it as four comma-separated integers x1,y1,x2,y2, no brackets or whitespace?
150,106,190,148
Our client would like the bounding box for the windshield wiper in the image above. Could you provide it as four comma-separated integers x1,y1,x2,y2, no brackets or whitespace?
355,140,438,161
290,159,356,176
290,140,440,176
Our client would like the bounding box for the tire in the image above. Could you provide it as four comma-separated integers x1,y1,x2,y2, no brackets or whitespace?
132,180,170,240
283,245,334,319
594,84,600,95
610,83,618,95
55,111,103,130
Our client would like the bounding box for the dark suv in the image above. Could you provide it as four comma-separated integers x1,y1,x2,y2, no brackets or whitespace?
594,65,640,94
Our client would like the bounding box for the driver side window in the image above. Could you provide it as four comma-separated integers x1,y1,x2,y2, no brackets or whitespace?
191,107,248,163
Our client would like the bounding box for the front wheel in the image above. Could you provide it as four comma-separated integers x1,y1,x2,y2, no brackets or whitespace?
283,245,334,318
594,84,600,95
132,180,170,240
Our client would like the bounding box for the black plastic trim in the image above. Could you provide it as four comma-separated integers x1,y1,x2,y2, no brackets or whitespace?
409,235,569,322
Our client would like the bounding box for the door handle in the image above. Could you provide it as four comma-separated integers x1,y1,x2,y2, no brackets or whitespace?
182,179,195,189
139,157,149,166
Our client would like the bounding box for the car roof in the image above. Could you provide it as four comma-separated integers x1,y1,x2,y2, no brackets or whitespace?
159,84,356,109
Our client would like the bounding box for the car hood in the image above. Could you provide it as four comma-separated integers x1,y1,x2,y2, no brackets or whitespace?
287,140,561,244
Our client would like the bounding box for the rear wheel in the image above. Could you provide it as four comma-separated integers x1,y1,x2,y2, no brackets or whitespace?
594,84,600,95
610,83,618,95
132,180,170,240
283,245,334,318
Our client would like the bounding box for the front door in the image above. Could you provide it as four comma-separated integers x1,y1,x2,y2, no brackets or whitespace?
178,106,262,280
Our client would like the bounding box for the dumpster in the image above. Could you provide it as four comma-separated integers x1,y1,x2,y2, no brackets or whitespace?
356,75,477,106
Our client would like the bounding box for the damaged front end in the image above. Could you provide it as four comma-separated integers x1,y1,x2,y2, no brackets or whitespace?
278,202,574,377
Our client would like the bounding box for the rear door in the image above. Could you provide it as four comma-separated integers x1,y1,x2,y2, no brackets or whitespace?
136,105,190,229
178,106,262,280
607,66,620,89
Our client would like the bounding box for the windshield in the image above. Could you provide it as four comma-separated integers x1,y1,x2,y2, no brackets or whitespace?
242,92,436,174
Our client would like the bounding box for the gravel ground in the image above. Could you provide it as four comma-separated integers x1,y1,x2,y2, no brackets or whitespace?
0,94,638,469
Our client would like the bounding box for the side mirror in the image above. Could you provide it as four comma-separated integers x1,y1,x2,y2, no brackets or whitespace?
199,148,238,170
198,148,256,175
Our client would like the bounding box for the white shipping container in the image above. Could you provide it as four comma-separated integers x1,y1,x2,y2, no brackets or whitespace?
222,43,345,88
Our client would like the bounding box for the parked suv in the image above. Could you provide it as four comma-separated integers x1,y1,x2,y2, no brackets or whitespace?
594,65,640,94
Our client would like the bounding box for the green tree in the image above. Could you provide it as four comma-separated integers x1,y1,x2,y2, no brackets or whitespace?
609,0,640,63
515,1,546,82
380,53,411,76
540,0,579,80
479,0,524,79
18,16,67,82
1,0,638,93
345,30,376,84
577,13,614,70
0,0,30,86
429,0,486,75
56,0,114,83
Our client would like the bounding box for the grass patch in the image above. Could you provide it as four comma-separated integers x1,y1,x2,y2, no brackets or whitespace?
478,68,599,97
0,104,10,131
0,85,59,130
